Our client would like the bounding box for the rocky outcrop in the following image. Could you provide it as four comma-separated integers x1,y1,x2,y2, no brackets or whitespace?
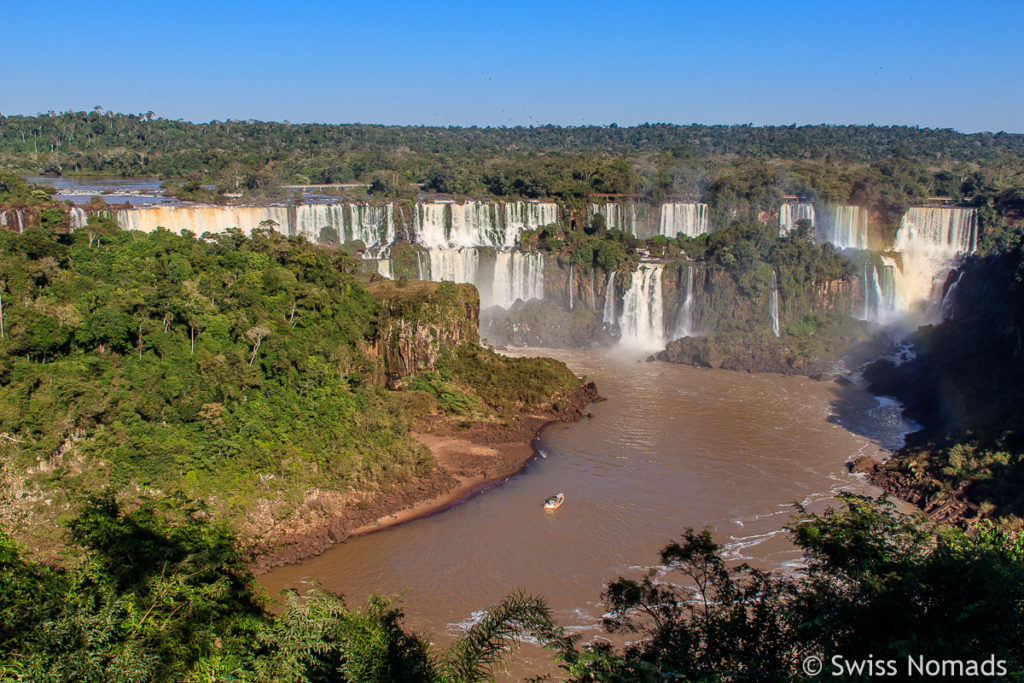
368,280,479,387
655,334,847,377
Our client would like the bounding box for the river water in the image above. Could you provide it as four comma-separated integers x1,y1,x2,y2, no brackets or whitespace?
260,348,912,677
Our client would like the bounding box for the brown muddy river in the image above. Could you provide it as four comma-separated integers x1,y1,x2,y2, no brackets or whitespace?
260,348,912,678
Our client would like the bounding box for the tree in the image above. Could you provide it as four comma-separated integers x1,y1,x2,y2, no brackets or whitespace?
244,325,270,366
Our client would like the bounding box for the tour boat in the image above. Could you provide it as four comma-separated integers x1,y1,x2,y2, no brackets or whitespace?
543,493,564,510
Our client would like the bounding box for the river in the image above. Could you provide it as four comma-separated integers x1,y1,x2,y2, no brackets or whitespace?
259,348,913,678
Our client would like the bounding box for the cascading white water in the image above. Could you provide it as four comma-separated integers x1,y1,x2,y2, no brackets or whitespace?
0,211,6,228
940,269,965,321
421,248,480,286
114,205,292,236
375,258,394,279
618,264,665,350
414,201,557,249
491,251,545,309
820,206,868,250
770,271,781,338
602,272,616,325
568,262,574,310
69,207,88,230
860,257,904,324
451,202,500,248
416,247,544,310
672,265,697,339
659,203,709,238
113,204,396,251
413,203,450,249
779,203,815,236
16,211,23,233
891,207,977,315
346,204,395,250
504,201,559,234
587,202,636,233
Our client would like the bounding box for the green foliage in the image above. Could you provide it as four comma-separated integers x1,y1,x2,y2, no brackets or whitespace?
0,496,569,682
564,496,1024,681
406,372,481,416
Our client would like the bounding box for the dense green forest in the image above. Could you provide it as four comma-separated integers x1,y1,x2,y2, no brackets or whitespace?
0,201,583,554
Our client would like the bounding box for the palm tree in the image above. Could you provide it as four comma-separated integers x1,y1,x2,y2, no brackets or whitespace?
437,590,576,682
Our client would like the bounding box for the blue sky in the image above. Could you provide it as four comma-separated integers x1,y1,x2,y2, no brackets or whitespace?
2,0,1022,132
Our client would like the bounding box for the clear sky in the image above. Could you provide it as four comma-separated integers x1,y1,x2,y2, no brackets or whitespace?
2,0,1022,133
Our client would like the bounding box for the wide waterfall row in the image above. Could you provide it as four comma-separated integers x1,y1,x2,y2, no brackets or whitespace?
779,203,816,236
659,203,709,238
415,248,544,310
588,202,637,233
413,201,556,249
618,264,665,350
895,207,977,255
113,201,555,251
292,204,396,247
890,207,977,315
113,204,396,250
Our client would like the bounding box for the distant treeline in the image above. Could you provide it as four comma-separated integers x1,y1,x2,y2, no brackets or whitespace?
2,111,1024,204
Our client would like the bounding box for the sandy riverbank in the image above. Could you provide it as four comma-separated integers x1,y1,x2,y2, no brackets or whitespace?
249,381,600,573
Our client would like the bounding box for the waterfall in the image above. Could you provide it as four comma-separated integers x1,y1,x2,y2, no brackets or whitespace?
421,248,480,285
112,203,395,251
940,269,965,321
16,211,23,233
862,265,872,322
417,248,543,310
413,202,449,249
618,264,665,350
672,265,696,339
602,272,616,325
659,203,709,238
891,207,977,315
346,204,395,250
413,201,557,249
779,203,815,236
568,262,574,310
588,202,636,233
69,207,88,230
860,258,904,324
375,258,393,279
589,269,596,309
770,271,781,338
451,202,500,247
0,211,6,228
114,205,292,236
818,205,868,250
490,251,544,308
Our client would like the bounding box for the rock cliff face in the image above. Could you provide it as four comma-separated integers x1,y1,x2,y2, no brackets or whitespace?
367,280,479,387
